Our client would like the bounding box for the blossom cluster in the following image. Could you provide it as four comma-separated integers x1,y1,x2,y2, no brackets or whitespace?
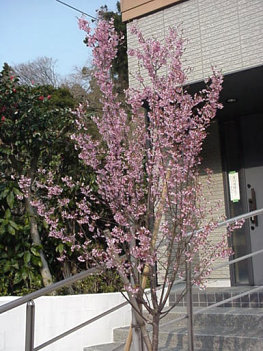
22,16,236,303
70,17,229,295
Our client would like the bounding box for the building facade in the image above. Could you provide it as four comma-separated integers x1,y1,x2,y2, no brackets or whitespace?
121,0,263,286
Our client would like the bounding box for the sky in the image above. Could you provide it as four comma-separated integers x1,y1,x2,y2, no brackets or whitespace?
0,0,119,78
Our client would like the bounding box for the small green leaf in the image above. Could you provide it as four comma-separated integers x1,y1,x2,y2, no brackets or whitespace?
5,209,11,219
9,220,19,230
3,262,11,273
21,269,28,280
8,224,15,235
56,243,64,254
24,251,31,264
28,271,35,282
0,188,9,199
30,247,40,257
13,188,23,197
7,191,15,209
11,263,19,270
43,220,49,230
14,272,23,284
32,255,42,267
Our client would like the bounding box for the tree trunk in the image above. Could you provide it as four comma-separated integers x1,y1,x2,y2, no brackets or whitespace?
25,197,53,288
132,308,144,351
152,315,160,351
62,261,75,294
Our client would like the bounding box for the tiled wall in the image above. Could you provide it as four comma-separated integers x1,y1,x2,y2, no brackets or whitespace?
127,0,263,85
198,122,229,280
171,287,263,308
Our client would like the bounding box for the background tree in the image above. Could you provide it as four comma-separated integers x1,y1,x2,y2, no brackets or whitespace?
0,3,128,295
0,174,43,295
0,63,121,294
13,57,59,87
0,64,76,290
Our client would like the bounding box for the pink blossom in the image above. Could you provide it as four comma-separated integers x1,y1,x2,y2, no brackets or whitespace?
29,18,239,327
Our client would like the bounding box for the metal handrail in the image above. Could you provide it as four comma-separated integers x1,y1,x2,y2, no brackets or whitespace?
160,285,263,328
0,265,103,314
159,208,263,292
216,207,263,227
187,207,263,238
0,207,261,315
34,300,129,351
213,247,263,271
160,207,263,341
1,208,263,351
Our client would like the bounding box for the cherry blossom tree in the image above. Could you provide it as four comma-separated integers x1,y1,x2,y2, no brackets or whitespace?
23,17,239,351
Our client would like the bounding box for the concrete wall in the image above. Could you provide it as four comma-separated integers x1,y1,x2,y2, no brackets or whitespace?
0,293,131,351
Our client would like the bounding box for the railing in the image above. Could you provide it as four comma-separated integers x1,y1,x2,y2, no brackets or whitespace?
0,264,130,351
161,207,263,351
1,208,263,351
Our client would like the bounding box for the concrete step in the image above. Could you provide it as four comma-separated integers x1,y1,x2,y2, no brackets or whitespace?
84,343,184,351
157,325,263,350
113,325,263,350
136,306,263,329
113,307,263,350
83,343,123,351
159,306,263,327
84,287,263,350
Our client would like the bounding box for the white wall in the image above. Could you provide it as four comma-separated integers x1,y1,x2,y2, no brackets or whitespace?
0,292,131,351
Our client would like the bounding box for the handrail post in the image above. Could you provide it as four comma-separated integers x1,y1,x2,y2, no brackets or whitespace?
186,260,194,351
25,300,35,351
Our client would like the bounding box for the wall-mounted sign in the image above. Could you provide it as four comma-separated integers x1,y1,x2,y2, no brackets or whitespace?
228,171,240,203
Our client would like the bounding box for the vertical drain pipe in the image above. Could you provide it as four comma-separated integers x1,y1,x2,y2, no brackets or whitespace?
186,260,194,351
25,300,35,351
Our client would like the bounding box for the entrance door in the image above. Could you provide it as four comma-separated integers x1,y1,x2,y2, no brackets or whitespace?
240,113,263,285
221,113,263,285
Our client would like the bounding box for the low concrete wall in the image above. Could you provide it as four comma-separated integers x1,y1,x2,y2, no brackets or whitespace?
0,292,131,351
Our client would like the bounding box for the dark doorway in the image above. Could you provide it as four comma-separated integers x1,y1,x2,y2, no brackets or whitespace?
221,114,263,285
240,114,263,285
190,65,263,285
218,65,263,285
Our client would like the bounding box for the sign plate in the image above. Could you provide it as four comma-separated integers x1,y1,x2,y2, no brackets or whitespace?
228,171,240,203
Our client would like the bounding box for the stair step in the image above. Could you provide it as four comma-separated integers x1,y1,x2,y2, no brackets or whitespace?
159,325,263,350
84,344,196,351
114,324,263,350
113,308,263,350
83,343,123,351
158,306,263,327
136,307,263,329
84,287,263,350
